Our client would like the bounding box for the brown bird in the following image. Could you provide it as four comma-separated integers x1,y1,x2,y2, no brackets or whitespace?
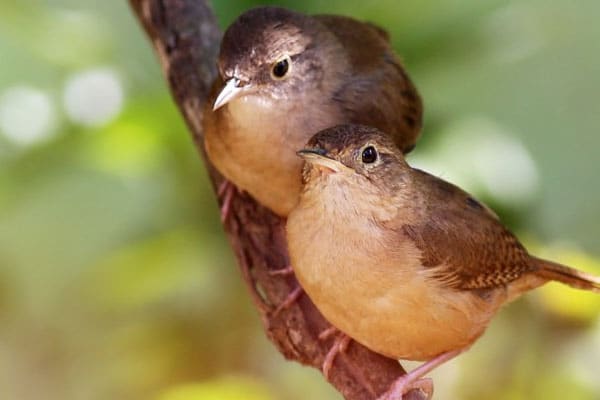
287,125,600,399
203,6,422,217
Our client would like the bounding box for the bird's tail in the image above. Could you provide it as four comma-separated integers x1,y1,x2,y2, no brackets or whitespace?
534,257,600,293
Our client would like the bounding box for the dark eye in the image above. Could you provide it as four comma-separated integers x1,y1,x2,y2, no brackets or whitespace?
272,57,290,79
361,146,378,164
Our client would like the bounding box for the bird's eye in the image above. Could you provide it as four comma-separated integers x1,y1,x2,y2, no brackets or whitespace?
271,56,290,79
361,146,378,164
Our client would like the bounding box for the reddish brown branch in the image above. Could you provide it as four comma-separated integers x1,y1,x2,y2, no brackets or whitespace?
129,1,425,399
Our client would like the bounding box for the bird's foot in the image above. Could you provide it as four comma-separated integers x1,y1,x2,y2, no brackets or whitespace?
376,377,433,400
269,265,294,276
271,285,304,317
319,328,351,379
217,180,236,224
269,265,303,316
377,348,464,400
318,326,339,341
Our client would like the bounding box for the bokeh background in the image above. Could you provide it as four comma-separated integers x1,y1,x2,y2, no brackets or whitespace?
1,0,599,399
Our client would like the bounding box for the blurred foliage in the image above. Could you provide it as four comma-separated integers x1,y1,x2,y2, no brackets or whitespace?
157,376,273,400
0,0,599,399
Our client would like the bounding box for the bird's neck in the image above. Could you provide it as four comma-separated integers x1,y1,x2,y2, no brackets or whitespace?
226,91,341,145
301,174,402,224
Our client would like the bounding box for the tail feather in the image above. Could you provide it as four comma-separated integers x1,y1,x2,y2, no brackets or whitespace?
534,257,600,293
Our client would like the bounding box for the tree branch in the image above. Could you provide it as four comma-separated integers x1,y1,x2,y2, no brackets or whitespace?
129,1,425,399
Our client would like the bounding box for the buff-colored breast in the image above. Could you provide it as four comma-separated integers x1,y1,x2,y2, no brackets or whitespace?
204,94,342,216
287,175,508,360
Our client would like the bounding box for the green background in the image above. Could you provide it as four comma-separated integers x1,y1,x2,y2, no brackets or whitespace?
0,0,599,399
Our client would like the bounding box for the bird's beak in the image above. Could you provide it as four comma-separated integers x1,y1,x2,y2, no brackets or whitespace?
297,149,351,173
213,77,245,110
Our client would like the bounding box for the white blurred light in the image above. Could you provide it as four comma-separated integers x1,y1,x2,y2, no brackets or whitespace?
63,68,124,127
473,131,539,205
0,86,56,146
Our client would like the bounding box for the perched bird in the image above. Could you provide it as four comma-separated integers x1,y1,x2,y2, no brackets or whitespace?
203,6,422,217
287,125,600,399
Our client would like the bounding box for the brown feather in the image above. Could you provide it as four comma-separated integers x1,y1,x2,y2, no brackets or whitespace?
399,169,536,290
316,15,422,152
534,258,600,292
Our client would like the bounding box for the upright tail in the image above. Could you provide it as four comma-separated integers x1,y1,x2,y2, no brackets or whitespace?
534,257,600,293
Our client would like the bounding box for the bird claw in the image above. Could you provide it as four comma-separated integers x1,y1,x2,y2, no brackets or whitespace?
217,180,236,224
376,377,433,400
377,374,433,400
318,326,339,341
269,265,294,276
271,285,304,317
269,266,302,316
320,329,351,379
377,348,465,400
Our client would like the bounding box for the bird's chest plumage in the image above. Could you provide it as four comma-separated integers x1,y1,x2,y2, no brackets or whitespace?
204,96,341,216
287,182,505,361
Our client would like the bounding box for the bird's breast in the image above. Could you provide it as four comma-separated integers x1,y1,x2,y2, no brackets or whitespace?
204,97,305,216
287,192,505,360
203,94,343,216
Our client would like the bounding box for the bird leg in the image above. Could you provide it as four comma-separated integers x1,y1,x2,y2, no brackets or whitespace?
376,348,465,400
217,180,236,223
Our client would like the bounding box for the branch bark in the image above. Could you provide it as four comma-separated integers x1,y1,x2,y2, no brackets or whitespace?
129,1,426,399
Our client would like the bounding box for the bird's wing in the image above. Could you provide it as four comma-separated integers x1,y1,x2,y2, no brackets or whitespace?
399,169,536,290
315,15,423,154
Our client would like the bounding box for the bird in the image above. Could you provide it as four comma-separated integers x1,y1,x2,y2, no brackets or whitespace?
203,6,423,218
286,124,600,400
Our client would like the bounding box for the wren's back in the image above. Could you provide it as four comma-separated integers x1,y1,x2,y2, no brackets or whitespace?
316,15,423,153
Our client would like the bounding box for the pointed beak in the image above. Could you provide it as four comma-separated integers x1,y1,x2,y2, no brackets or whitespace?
297,149,351,173
213,77,245,111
